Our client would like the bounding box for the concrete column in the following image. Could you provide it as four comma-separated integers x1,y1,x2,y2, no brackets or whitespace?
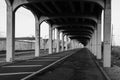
71,40,73,49
54,28,56,52
56,29,60,52
69,39,72,49
89,39,92,52
96,20,102,59
61,33,64,51
35,16,40,57
73,40,75,49
6,5,15,62
66,36,69,50
49,26,53,54
76,41,78,48
74,40,77,48
94,30,97,56
90,39,93,52
92,32,96,56
52,28,55,52
91,36,94,54
103,6,111,67
72,40,75,49
87,41,91,50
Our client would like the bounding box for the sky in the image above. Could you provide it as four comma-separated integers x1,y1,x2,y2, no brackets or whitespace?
0,0,49,39
0,0,120,45
111,0,120,45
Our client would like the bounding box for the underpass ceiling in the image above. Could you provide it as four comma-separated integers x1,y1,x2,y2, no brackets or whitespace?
22,0,104,45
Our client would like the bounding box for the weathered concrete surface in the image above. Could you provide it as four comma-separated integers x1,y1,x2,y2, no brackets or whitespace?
0,38,72,51
37,48,106,80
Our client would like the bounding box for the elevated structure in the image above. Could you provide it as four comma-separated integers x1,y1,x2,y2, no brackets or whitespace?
5,0,111,67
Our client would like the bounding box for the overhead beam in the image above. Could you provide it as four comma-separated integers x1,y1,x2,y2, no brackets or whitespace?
32,4,46,14
70,36,91,39
67,35,92,39
39,16,49,23
50,21,96,27
65,32,92,36
41,2,54,14
57,18,64,23
69,35,91,38
25,0,104,8
80,2,84,14
10,0,104,11
65,34,92,37
61,18,66,22
48,15,98,23
51,1,61,13
69,1,75,13
53,24,95,30
64,32,92,36
62,29,93,32
90,3,95,13
60,28,94,33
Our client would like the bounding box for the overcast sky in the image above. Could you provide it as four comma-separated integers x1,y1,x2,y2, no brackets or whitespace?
0,0,49,38
0,0,120,45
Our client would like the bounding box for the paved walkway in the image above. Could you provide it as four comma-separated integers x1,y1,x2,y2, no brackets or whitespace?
36,48,106,80
0,49,107,80
0,51,48,64
0,50,77,80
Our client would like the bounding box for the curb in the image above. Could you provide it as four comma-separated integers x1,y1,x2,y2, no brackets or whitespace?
90,54,111,80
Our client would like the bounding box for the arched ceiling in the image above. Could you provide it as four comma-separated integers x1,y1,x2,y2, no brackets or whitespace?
8,0,105,45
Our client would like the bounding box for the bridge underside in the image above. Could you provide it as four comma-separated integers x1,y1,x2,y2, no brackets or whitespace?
5,0,111,67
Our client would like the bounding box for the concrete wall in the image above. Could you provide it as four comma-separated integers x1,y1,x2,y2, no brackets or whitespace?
0,38,73,51
0,39,57,51
0,40,6,50
15,41,34,50
0,40,35,51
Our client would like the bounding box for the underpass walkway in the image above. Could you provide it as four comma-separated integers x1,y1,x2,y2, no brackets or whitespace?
36,48,106,80
0,49,78,80
0,48,107,80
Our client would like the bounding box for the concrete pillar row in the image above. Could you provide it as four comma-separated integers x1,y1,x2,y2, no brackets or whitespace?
72,40,76,49
35,16,40,57
76,41,78,48
69,39,72,49
71,40,74,49
73,40,75,49
103,7,111,67
87,41,90,50
61,33,65,51
56,29,60,52
49,25,53,54
91,38,93,52
75,40,77,48
65,36,69,50
94,30,97,56
89,40,92,52
6,5,15,62
77,41,80,48
91,31,97,56
96,20,102,59
86,41,90,50
75,41,78,48
52,28,55,52
91,35,94,54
